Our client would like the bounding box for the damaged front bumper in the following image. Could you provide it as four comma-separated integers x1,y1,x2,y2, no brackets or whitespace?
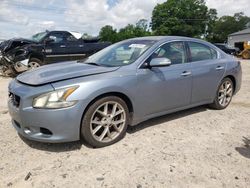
0,54,29,73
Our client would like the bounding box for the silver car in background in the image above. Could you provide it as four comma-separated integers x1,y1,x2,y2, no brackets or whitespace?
8,36,242,147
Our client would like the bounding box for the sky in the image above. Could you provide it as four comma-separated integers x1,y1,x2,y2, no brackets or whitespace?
0,0,249,39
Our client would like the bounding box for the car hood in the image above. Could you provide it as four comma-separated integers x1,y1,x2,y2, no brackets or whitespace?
17,61,119,86
0,38,34,52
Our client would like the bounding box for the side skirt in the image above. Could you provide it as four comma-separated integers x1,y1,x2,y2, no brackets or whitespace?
130,100,212,126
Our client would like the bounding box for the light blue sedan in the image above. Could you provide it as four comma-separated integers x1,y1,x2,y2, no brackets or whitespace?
8,36,242,147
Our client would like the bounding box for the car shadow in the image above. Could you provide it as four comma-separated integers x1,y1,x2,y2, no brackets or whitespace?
235,137,250,159
18,134,88,152
127,105,207,134
19,106,208,152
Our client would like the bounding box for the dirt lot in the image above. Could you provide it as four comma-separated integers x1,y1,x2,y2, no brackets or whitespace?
0,60,250,188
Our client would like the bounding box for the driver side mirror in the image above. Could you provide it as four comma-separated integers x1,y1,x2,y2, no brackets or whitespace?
149,57,171,67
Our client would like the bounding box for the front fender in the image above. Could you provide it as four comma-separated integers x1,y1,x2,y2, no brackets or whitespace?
52,74,137,102
51,73,138,115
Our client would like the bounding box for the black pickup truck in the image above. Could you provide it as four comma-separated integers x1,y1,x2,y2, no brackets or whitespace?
214,43,240,55
0,31,110,76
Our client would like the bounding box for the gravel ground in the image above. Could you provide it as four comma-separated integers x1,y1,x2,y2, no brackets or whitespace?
0,60,250,188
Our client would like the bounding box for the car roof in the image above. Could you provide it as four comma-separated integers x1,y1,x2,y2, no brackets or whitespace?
125,36,207,43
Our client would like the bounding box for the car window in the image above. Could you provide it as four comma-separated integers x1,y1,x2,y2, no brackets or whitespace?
188,42,217,62
48,33,64,43
150,41,186,65
65,33,78,42
30,31,48,42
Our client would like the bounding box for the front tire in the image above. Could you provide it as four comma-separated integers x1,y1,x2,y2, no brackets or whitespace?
81,96,129,148
209,78,234,110
28,58,43,70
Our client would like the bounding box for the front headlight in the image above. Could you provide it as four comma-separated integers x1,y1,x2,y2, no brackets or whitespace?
33,86,79,109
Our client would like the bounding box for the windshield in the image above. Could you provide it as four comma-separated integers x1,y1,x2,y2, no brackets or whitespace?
30,32,48,42
84,40,156,67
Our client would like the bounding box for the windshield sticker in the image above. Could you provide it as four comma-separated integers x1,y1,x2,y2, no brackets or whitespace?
129,44,146,49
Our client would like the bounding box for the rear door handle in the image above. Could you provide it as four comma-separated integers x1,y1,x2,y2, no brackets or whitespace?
216,66,224,70
60,45,66,48
181,71,192,76
79,44,84,47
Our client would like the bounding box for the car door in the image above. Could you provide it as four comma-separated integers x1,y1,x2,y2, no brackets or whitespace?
64,33,87,61
187,41,226,104
136,41,192,117
44,32,67,63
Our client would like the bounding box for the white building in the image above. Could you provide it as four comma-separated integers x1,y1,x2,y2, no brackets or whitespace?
228,28,250,47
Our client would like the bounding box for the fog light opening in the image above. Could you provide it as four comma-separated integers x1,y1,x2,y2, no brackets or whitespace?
40,127,53,136
14,120,21,129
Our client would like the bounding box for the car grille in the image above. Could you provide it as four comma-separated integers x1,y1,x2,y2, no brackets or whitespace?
9,92,21,107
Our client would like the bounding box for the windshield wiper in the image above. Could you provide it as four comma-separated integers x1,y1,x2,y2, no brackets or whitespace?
84,62,101,66
78,60,111,67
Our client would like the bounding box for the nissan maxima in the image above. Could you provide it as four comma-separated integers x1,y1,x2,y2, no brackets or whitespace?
8,36,242,147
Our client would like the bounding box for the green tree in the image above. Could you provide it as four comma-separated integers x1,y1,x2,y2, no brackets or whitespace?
209,12,250,43
151,0,213,38
99,25,118,43
134,19,151,37
82,33,92,39
246,22,250,28
136,19,148,31
116,24,136,41
116,21,151,41
99,19,151,43
205,8,218,40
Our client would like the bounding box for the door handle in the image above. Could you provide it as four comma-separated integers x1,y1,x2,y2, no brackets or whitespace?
216,66,224,70
181,71,192,76
79,44,84,47
60,45,66,48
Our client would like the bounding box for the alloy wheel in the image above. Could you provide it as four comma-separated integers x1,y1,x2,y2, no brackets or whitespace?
218,80,233,107
90,101,126,143
28,61,40,70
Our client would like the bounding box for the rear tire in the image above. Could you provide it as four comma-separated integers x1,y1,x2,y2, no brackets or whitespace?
81,96,129,148
28,58,43,70
209,78,234,110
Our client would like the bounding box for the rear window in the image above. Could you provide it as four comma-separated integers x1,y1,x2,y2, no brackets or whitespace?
188,42,217,62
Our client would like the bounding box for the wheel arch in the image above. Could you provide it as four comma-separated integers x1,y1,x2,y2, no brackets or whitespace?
79,91,134,138
29,52,44,62
89,92,134,113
